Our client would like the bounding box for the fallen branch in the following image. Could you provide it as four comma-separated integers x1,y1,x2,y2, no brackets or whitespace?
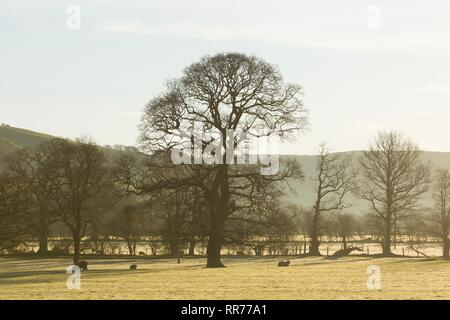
408,246,434,259
330,247,363,258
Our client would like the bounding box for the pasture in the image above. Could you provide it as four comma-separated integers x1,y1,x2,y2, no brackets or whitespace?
1,256,450,299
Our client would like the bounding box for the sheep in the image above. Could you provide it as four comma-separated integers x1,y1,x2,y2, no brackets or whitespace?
77,260,88,271
278,260,290,267
130,264,138,270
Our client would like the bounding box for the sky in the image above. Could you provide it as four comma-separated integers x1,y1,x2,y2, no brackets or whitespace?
1,0,450,154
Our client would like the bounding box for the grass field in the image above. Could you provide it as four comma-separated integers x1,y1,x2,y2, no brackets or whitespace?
1,256,450,300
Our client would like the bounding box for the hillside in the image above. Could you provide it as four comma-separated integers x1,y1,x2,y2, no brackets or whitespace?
1,125,450,212
0,124,132,166
283,151,450,212
0,125,54,160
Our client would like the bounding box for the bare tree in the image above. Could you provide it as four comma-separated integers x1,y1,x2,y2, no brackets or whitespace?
50,138,112,264
152,187,208,257
225,204,297,256
5,140,61,255
309,144,356,255
151,188,193,257
359,131,430,256
0,173,31,245
125,53,307,267
87,217,111,255
118,205,143,256
432,168,450,257
336,212,360,250
185,188,208,255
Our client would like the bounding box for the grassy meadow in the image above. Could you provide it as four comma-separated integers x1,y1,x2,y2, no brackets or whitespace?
1,255,450,300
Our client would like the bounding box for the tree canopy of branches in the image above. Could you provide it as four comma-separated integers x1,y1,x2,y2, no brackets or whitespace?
112,203,144,256
225,201,297,256
0,173,30,245
50,138,113,264
335,212,360,250
120,53,307,267
359,131,430,256
309,144,356,255
4,140,62,254
148,187,208,256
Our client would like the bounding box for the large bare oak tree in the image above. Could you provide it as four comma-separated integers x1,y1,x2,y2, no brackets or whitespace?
134,53,307,267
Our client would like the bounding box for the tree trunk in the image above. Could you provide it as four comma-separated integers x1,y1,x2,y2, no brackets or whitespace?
342,234,347,250
188,240,196,256
206,214,225,268
127,240,133,256
392,211,397,250
206,166,229,268
309,208,321,256
383,215,392,256
37,215,50,255
37,231,49,255
443,237,450,258
169,240,179,257
73,236,81,264
100,240,105,255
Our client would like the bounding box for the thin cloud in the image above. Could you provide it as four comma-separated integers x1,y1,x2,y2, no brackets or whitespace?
97,109,141,117
99,20,450,53
404,84,450,94
398,111,447,116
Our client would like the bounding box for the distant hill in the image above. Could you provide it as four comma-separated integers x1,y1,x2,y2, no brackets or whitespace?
2,124,450,212
0,125,54,160
0,125,133,168
283,151,450,212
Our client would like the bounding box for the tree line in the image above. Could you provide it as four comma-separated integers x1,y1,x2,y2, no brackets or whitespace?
1,53,449,266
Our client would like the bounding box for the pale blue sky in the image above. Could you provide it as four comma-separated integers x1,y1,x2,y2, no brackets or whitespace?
1,0,450,154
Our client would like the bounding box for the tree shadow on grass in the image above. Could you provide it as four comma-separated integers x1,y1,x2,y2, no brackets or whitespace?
0,261,208,287
0,260,70,270
297,256,374,266
0,268,154,286
0,269,66,285
381,257,442,265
